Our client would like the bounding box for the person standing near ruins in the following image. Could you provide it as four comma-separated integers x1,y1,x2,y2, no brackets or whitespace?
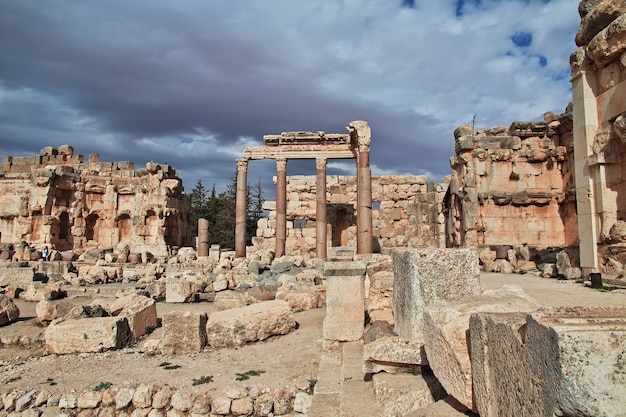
41,245,49,261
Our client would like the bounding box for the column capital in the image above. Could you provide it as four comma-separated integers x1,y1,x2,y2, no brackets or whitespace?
347,120,371,153
276,158,287,171
236,159,248,172
316,157,327,170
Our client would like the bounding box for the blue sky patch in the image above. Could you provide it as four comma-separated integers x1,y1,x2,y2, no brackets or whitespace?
402,0,416,9
511,31,533,47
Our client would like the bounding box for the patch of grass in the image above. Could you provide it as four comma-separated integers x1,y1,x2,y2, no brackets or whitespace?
235,370,265,381
94,382,112,392
46,378,57,386
159,362,181,370
145,326,155,335
154,297,166,303
192,375,213,386
308,379,317,393
6,376,21,384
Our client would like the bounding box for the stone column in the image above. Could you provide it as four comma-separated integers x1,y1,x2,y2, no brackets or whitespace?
275,158,287,258
316,157,328,259
571,71,599,273
197,218,209,257
350,121,373,254
235,159,248,258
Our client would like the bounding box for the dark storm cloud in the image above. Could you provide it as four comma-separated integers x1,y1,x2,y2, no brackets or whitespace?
0,0,579,197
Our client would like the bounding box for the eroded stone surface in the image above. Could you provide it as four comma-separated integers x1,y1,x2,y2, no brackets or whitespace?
44,317,130,354
469,306,626,417
206,300,296,348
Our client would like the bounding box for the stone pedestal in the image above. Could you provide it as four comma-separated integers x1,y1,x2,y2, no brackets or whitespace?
323,261,366,341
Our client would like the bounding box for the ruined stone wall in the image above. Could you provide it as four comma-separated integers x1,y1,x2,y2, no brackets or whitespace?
446,112,578,255
570,0,626,275
0,145,191,257
254,175,447,255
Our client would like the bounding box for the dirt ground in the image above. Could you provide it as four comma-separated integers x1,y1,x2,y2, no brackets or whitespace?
0,272,624,397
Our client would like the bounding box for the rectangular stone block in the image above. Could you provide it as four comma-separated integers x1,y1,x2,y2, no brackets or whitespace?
323,271,365,342
372,373,446,417
0,267,35,286
469,306,626,417
206,300,296,348
162,311,208,354
422,286,539,411
391,248,480,342
44,317,130,354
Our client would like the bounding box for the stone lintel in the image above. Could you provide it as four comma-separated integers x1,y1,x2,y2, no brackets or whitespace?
243,145,356,160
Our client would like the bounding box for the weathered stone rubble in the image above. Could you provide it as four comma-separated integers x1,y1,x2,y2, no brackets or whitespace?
0,381,315,417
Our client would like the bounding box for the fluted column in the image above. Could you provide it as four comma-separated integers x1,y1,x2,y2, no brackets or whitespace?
276,158,287,258
350,121,373,254
235,159,248,258
316,157,328,259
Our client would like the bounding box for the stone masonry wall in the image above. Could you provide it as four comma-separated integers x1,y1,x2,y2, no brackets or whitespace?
0,145,191,258
446,111,578,256
254,175,447,256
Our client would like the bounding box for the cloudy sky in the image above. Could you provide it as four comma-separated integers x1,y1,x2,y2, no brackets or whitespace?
0,0,580,199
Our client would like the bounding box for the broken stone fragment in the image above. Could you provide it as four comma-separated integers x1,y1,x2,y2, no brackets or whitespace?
0,294,20,325
44,316,131,354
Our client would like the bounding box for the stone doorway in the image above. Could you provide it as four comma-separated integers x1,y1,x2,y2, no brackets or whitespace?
118,214,131,242
85,213,100,242
329,204,355,247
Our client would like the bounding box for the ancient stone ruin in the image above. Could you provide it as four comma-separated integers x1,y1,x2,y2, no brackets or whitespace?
0,145,191,259
0,1,625,416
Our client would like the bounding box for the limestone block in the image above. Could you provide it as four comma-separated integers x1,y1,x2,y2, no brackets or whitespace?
364,336,428,366
206,300,296,348
391,248,481,342
422,286,540,411
117,295,157,339
36,299,57,322
276,290,319,312
402,396,474,417
0,294,20,326
323,262,366,341
21,284,65,302
367,270,394,324
213,290,255,311
0,267,35,286
162,311,207,354
469,306,626,417
44,317,131,354
165,277,203,303
372,373,447,417
576,0,626,46
588,15,626,67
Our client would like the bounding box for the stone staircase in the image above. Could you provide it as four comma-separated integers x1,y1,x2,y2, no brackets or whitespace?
308,341,381,417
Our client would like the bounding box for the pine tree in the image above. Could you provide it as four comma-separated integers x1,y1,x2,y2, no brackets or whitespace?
189,180,209,235
247,178,265,244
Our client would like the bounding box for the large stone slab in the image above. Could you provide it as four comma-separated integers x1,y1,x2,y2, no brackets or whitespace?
469,306,626,417
364,336,428,367
162,311,208,354
391,248,480,342
372,373,447,417
206,300,296,348
422,285,540,411
44,317,130,354
323,261,366,341
0,267,35,286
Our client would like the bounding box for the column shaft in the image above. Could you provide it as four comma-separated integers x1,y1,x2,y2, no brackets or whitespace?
235,159,248,258
197,218,209,257
357,151,373,254
276,158,287,258
316,157,328,259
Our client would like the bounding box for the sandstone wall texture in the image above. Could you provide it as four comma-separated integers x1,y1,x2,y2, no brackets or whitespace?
446,112,577,252
0,145,191,258
255,175,447,256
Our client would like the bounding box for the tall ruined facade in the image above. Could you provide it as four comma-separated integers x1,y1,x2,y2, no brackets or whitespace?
570,0,626,275
0,145,191,257
446,113,578,254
